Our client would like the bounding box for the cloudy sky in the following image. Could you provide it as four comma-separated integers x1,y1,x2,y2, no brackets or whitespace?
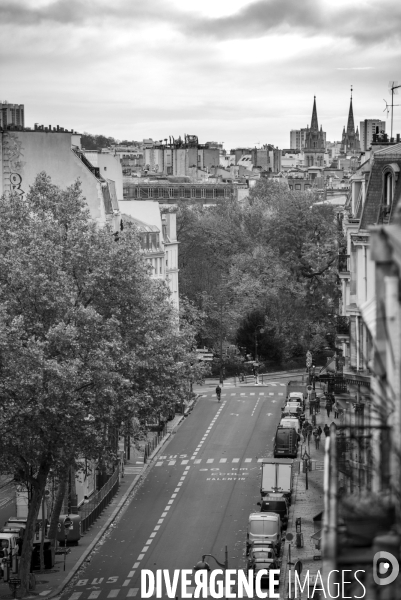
1,0,401,149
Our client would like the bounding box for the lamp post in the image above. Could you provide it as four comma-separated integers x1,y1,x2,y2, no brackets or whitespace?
254,325,265,363
193,546,228,571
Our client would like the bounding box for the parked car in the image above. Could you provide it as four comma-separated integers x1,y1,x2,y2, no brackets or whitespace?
274,426,299,459
246,512,281,554
258,493,289,527
279,417,300,430
247,542,279,585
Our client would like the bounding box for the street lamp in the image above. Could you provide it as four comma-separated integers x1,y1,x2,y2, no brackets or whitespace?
193,546,228,571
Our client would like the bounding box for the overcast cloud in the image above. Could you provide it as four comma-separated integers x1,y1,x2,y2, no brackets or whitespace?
1,0,400,149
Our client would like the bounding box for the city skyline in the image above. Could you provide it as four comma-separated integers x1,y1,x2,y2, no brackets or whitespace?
1,0,400,149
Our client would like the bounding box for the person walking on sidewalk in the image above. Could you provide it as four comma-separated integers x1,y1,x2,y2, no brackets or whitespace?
334,398,339,419
313,425,322,449
306,422,313,445
315,395,321,414
302,420,309,443
323,424,330,437
326,395,333,417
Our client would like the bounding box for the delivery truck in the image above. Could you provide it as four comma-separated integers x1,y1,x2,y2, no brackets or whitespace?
260,459,293,501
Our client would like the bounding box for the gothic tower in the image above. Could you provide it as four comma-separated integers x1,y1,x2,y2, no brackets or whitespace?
304,97,326,167
340,87,361,154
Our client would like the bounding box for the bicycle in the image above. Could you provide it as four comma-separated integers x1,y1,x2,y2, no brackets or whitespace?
216,392,221,402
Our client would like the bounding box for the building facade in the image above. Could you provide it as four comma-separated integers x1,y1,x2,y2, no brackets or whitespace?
359,119,386,151
0,126,120,230
0,102,24,129
118,201,179,308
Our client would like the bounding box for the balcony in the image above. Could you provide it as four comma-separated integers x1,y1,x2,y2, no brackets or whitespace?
336,315,350,336
338,254,350,274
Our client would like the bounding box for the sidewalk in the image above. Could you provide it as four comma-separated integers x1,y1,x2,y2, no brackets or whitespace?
279,398,340,599
0,403,198,600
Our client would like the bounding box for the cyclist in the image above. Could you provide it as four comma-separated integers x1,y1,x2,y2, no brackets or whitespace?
216,384,221,401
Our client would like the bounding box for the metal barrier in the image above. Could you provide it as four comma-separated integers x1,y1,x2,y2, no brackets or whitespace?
80,467,120,534
143,424,168,463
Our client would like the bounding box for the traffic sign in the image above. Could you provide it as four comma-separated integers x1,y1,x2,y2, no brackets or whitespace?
64,517,73,529
286,533,294,541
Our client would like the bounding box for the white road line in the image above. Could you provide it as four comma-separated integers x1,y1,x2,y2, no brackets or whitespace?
88,592,101,599
219,458,227,463
245,458,252,463
122,580,131,587
138,553,145,560
168,461,176,465
232,458,239,463
107,591,119,598
194,459,201,464
206,459,214,463
69,594,82,600
250,393,255,396
155,462,163,467
181,460,189,464
127,590,139,597
269,393,274,395
133,562,140,568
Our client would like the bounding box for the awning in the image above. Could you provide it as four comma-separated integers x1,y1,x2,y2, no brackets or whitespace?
360,297,377,338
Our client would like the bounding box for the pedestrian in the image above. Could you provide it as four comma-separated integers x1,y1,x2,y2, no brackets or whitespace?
316,395,321,414
309,398,315,416
313,426,321,450
334,399,339,419
339,408,345,424
307,422,313,445
326,396,332,417
302,421,308,443
324,424,330,437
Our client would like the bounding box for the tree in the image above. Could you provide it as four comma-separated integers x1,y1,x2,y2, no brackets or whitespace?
0,173,203,595
176,180,340,364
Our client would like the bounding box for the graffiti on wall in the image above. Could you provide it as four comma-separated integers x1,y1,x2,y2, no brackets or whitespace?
2,132,25,197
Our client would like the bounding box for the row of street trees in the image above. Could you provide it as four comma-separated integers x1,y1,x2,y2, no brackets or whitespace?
177,179,342,368
0,173,205,595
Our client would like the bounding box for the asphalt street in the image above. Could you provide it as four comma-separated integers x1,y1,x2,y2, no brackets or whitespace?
60,380,289,600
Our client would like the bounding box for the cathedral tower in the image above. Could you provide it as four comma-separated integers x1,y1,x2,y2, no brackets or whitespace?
340,87,361,154
304,97,326,167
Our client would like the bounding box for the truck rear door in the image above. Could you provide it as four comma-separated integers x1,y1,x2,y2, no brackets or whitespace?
261,462,276,493
277,464,292,493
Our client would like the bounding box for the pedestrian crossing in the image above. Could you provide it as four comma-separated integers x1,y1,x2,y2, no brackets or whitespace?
155,456,273,466
201,391,285,398
123,466,143,475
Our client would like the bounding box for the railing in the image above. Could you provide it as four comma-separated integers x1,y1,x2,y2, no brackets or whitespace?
143,424,168,463
80,466,120,534
338,254,350,273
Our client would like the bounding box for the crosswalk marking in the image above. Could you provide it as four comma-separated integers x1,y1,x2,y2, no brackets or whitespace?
259,392,264,395
269,392,274,395
168,460,176,465
88,592,101,599
245,458,252,462
153,457,280,467
219,458,227,463
278,393,284,396
194,459,201,464
206,459,214,463
250,393,255,396
124,466,143,474
127,590,139,597
69,594,82,600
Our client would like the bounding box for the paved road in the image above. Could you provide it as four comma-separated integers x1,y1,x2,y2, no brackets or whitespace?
61,381,288,600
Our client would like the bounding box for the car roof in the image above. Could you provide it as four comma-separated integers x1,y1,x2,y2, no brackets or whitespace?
249,512,279,520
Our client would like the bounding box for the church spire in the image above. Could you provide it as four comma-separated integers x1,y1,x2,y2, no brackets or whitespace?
310,96,319,131
346,85,355,136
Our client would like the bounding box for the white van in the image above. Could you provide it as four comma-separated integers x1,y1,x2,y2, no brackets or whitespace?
247,513,281,553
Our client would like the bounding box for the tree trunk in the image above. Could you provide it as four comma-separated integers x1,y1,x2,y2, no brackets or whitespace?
17,461,51,598
39,495,45,571
47,469,69,554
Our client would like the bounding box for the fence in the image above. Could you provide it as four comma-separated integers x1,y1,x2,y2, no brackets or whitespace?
80,466,120,534
143,424,168,463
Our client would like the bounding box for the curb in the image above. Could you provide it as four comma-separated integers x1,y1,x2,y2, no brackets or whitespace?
46,403,196,600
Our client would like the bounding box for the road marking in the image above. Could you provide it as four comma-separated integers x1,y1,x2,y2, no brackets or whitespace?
230,393,236,396
168,461,176,465
219,458,227,463
181,460,189,464
250,393,255,396
69,594,82,600
278,393,284,396
194,459,201,464
155,462,163,467
206,459,214,463
107,591,119,598
127,590,139,598
245,458,252,462
122,580,131,587
138,553,145,560
133,562,140,568
259,392,265,395
128,571,135,577
269,392,274,395
88,592,101,599
232,458,239,463
240,393,245,396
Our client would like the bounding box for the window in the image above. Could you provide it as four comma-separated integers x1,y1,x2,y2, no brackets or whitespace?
384,172,393,206
295,184,301,190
